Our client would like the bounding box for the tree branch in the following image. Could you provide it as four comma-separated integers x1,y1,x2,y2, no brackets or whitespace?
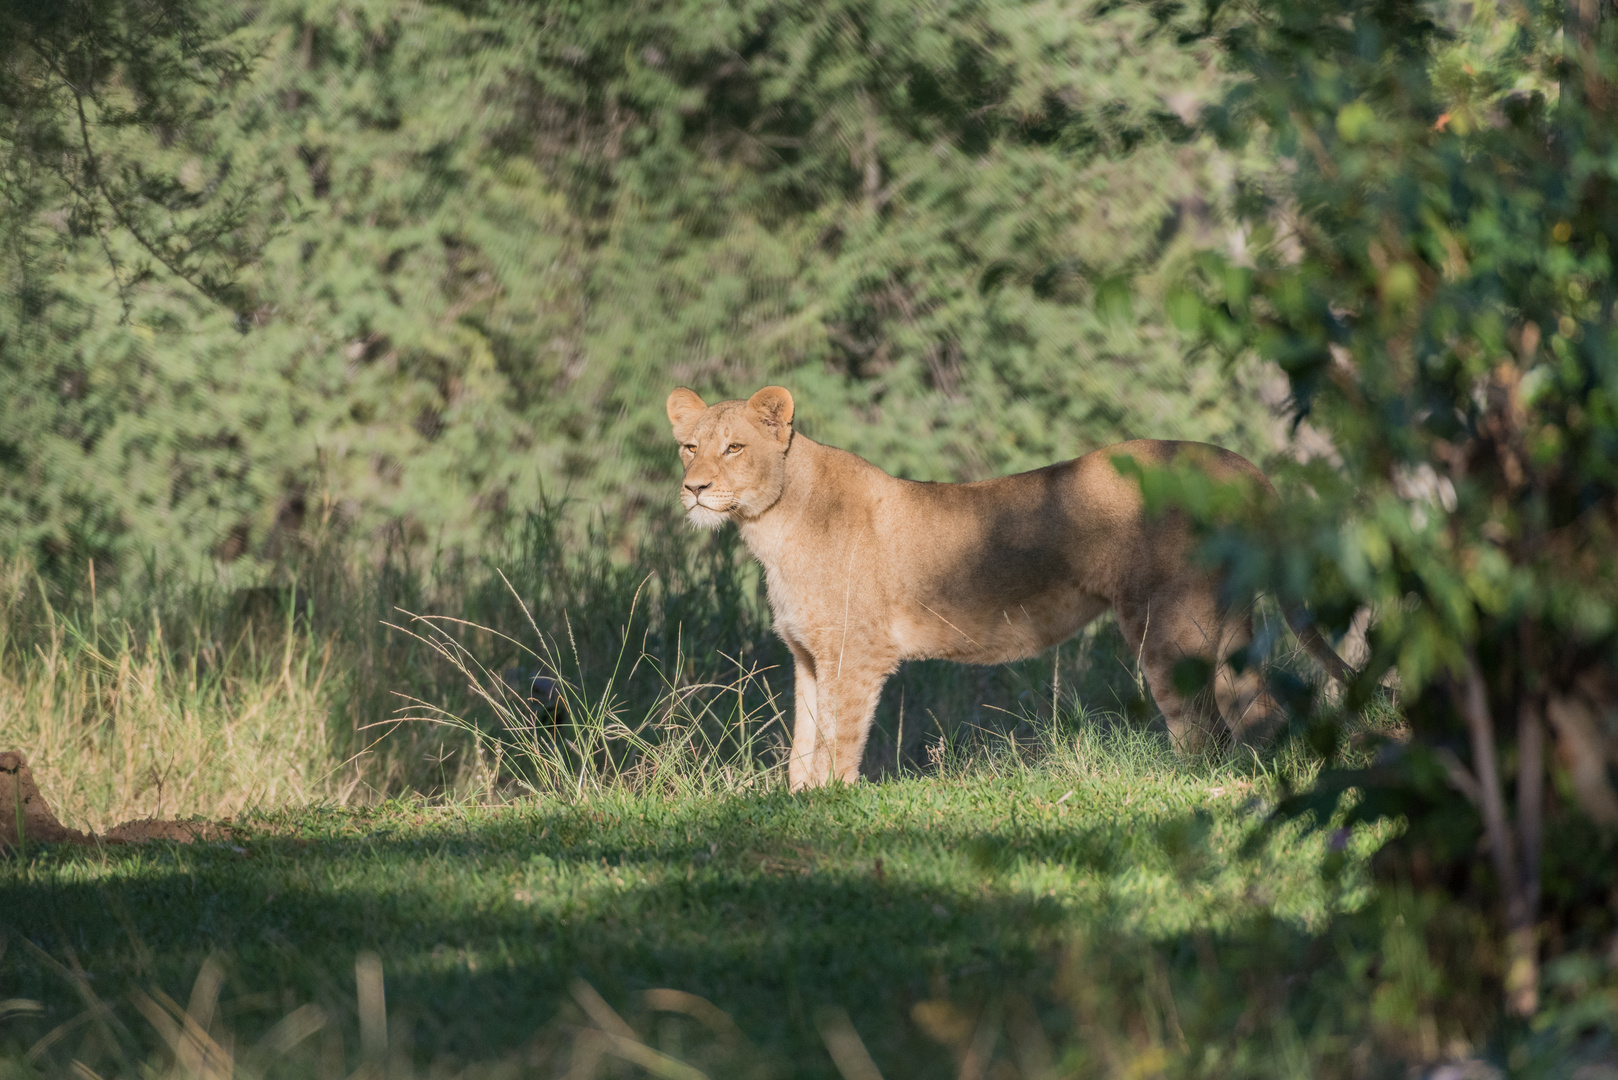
1457,651,1537,1015
1517,696,1544,916
42,44,241,313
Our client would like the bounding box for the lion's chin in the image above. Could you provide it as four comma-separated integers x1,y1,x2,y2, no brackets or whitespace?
684,505,732,531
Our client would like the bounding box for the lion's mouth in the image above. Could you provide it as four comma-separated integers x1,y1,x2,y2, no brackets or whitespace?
681,492,737,529
683,493,737,513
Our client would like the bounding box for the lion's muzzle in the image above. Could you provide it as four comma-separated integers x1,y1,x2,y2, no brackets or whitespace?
680,486,737,529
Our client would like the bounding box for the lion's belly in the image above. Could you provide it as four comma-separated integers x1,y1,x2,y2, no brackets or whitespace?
892,588,1109,664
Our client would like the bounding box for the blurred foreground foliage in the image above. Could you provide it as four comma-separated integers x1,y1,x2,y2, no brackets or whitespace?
1,0,1276,586
1169,0,1618,1020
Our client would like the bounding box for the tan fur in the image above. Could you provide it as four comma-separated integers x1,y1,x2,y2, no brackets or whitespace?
668,385,1350,790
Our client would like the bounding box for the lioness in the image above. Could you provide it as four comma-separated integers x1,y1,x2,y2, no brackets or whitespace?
667,385,1351,790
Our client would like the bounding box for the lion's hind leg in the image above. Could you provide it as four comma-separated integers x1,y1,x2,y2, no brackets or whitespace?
1209,606,1286,748
1116,597,1216,754
1118,586,1281,754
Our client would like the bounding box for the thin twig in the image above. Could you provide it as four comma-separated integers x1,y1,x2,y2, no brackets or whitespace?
49,52,231,309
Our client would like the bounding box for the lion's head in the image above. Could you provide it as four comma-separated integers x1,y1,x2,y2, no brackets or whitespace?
665,386,795,529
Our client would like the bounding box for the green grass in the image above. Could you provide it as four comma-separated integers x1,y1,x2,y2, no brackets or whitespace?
0,507,1162,827
0,719,1425,1080
4,523,1567,1078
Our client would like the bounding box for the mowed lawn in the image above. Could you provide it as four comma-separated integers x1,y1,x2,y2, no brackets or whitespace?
2,733,1385,1079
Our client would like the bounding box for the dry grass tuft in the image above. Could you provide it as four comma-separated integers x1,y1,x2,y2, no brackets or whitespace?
0,561,361,832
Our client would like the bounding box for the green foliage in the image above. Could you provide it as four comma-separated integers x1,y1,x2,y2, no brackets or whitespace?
0,0,286,311
2,0,1278,583
0,1,294,579
1177,0,1618,1014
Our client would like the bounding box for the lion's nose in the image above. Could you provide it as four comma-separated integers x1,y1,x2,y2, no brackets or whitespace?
683,479,711,497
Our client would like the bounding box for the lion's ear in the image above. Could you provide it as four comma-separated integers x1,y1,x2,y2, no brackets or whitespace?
666,388,707,440
747,386,794,443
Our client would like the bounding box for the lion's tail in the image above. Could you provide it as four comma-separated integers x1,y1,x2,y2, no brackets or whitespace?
1283,607,1357,686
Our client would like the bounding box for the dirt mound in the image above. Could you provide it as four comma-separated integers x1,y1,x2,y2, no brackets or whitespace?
1,750,231,848
0,750,92,846
102,818,230,843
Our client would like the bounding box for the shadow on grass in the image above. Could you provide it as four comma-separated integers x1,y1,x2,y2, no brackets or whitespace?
0,788,1376,1079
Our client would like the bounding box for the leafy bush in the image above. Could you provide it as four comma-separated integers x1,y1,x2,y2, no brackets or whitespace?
1178,0,1618,1016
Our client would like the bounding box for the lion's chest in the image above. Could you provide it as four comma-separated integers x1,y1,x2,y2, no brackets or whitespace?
758,554,841,648
751,529,891,655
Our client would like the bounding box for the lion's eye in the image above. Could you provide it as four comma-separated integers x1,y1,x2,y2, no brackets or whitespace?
725,443,743,455
682,444,696,454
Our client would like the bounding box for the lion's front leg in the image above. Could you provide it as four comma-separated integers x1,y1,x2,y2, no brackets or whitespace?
803,657,891,788
787,644,822,792
786,641,890,790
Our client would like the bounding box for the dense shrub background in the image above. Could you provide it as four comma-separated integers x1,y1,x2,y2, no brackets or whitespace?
1,0,1276,585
